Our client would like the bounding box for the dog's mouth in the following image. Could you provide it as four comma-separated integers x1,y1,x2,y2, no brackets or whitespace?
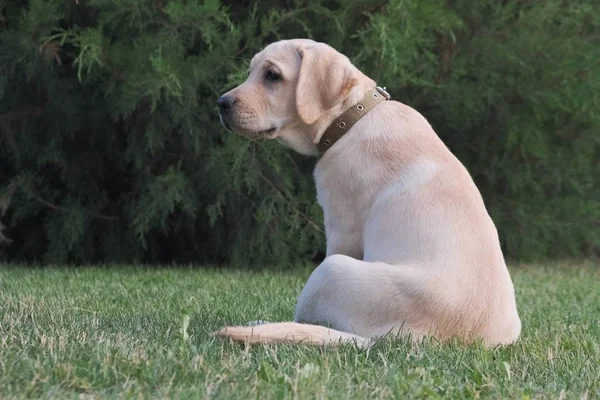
219,115,233,132
243,126,277,139
258,127,277,135
220,117,277,137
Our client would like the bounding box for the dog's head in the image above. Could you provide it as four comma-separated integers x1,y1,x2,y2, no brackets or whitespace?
217,39,373,155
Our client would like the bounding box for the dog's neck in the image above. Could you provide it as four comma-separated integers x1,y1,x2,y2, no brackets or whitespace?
317,87,390,155
276,75,379,156
310,78,377,151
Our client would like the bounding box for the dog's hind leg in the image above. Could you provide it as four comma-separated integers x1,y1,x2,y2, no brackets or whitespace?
294,254,432,341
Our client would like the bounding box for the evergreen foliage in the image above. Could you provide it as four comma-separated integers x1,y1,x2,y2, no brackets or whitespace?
1,0,598,265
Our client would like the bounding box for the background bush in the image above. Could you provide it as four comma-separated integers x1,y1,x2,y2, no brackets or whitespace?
0,0,598,266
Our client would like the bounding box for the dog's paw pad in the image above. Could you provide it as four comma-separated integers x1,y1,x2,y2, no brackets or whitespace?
247,320,270,326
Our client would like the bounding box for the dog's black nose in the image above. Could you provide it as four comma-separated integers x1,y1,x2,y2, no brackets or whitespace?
217,95,235,112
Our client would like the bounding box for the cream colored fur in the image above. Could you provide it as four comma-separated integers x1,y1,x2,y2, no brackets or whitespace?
214,39,521,348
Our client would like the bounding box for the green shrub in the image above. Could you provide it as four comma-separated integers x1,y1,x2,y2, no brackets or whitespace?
0,0,598,265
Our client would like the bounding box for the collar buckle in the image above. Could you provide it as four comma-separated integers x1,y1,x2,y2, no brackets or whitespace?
376,86,391,100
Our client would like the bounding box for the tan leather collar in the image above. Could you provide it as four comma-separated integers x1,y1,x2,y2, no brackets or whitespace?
318,86,391,154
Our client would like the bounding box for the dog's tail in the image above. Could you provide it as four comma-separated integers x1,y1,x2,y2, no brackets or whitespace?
212,322,372,348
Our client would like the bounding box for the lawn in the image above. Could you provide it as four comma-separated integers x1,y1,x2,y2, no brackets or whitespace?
0,262,598,399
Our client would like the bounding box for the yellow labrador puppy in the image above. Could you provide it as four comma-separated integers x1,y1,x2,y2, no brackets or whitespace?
214,38,521,348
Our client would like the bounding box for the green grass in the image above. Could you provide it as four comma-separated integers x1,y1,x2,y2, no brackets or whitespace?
0,262,599,399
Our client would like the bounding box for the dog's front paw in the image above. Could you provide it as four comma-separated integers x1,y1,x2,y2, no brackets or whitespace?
247,320,270,326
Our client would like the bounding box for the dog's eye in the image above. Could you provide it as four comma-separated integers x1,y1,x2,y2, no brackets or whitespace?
265,70,282,81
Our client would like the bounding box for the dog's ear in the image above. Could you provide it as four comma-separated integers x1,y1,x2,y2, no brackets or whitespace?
295,44,359,125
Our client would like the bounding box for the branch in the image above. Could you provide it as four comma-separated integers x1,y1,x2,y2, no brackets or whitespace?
32,193,118,221
0,219,12,245
254,167,323,235
435,33,456,84
0,107,45,120
248,144,323,234
240,192,292,253
365,0,389,15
